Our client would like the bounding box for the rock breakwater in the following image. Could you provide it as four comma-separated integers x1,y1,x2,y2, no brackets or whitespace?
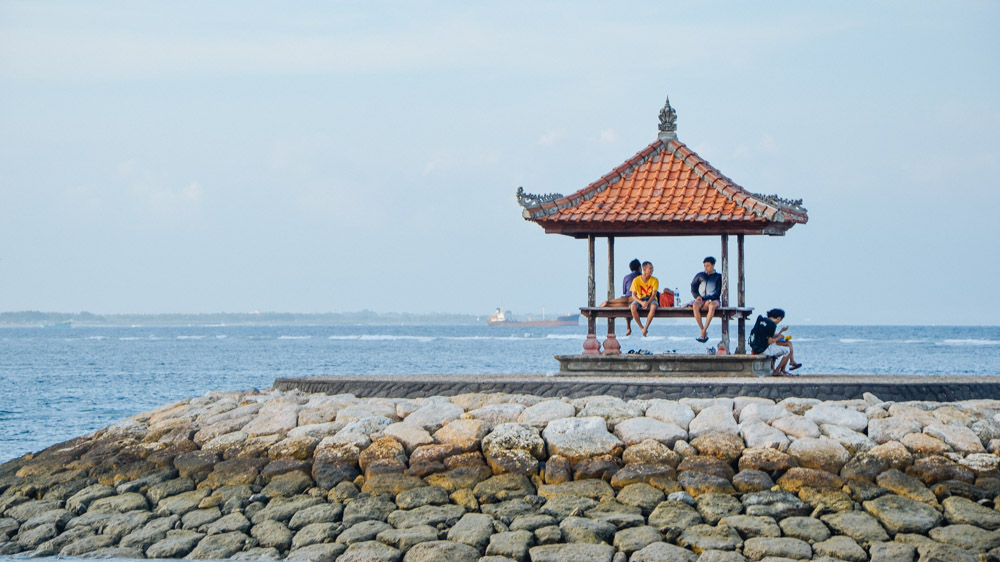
5,389,1000,561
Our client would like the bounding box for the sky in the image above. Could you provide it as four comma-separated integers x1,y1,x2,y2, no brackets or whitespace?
1,1,998,325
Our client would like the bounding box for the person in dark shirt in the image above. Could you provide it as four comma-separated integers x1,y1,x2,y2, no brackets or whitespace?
690,256,722,343
749,308,803,376
600,259,642,336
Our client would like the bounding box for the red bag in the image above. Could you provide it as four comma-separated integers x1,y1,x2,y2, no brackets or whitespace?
658,291,674,308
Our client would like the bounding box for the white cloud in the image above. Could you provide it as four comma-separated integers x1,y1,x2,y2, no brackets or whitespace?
599,129,618,144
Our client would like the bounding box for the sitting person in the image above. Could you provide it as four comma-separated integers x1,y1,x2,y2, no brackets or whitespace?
601,259,642,335
629,261,659,337
749,308,803,376
690,256,722,343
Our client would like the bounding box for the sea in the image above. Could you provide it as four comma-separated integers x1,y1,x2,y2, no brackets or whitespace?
2,323,1000,464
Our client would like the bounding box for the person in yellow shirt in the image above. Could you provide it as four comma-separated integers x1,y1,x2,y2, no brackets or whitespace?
629,261,659,337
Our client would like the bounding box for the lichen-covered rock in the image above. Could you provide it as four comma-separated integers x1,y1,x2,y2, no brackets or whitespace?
778,516,830,543
613,417,687,448
863,494,941,534
820,511,889,544
403,540,480,562
186,530,249,559
770,415,820,439
647,501,702,539
690,432,745,463
738,447,796,472
528,543,615,562
677,523,742,554
405,403,464,433
541,417,623,464
742,536,812,560
787,437,851,474
337,540,402,562
923,424,985,453
517,400,575,429
630,541,699,562
482,423,546,474
446,512,496,550
942,495,1000,529
485,529,534,560
805,404,868,432
464,403,526,425
376,525,439,552
868,417,922,444
433,419,491,452
688,406,738,439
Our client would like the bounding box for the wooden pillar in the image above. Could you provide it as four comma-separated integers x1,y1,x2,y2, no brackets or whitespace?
583,235,600,355
737,234,746,354
603,236,620,355
720,234,730,353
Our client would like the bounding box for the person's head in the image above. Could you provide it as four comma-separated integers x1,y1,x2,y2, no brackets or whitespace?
629,259,641,273
767,308,785,323
703,256,716,274
641,261,653,277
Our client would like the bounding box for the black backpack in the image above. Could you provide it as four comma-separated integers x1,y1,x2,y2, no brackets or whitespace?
748,315,766,350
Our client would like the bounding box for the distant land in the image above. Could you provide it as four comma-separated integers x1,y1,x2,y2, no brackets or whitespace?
0,310,483,326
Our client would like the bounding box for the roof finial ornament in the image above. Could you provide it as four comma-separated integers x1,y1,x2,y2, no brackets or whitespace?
658,96,677,141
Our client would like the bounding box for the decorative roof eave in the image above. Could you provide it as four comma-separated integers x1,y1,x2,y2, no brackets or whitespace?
534,220,796,239
518,141,663,221
516,97,809,234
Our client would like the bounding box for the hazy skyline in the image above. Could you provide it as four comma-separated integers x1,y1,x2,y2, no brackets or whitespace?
1,2,998,325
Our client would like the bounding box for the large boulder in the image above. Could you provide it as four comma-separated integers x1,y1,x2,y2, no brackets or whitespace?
405,403,464,432
868,417,922,444
688,406,738,439
863,494,942,534
614,418,687,447
644,401,696,430
787,438,851,474
804,405,868,432
517,400,576,429
541,417,623,464
481,423,546,474
433,419,492,452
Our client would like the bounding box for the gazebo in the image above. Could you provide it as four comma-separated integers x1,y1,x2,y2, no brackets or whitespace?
517,97,808,368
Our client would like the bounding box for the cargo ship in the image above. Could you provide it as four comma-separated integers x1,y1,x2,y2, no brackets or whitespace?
487,307,580,327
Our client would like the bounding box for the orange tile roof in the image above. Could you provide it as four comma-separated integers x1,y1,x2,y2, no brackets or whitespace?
518,137,808,237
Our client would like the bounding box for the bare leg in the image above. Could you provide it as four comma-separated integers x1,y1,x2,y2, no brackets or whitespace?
781,342,800,368
703,301,717,332
625,318,632,336
773,355,791,376
630,303,644,333
642,304,657,337
693,302,705,335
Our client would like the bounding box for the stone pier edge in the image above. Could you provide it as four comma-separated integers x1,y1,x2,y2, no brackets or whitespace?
273,374,1000,402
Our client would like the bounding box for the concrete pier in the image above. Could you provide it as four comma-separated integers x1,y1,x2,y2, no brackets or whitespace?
274,374,1000,402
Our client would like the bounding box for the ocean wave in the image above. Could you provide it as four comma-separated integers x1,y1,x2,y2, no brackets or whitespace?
839,338,869,344
938,339,1000,347
278,336,312,340
545,334,587,340
328,335,360,340
215,335,227,339
177,335,206,340
118,337,142,341
85,336,106,341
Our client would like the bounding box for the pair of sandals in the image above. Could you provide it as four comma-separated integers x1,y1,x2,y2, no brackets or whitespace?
773,362,804,377
627,349,653,355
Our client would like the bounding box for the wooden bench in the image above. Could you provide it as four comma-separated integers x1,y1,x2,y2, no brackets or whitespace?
579,305,754,355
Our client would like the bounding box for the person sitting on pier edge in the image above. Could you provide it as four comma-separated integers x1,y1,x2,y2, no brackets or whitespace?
600,258,642,336
691,256,722,343
629,261,659,338
749,308,803,376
